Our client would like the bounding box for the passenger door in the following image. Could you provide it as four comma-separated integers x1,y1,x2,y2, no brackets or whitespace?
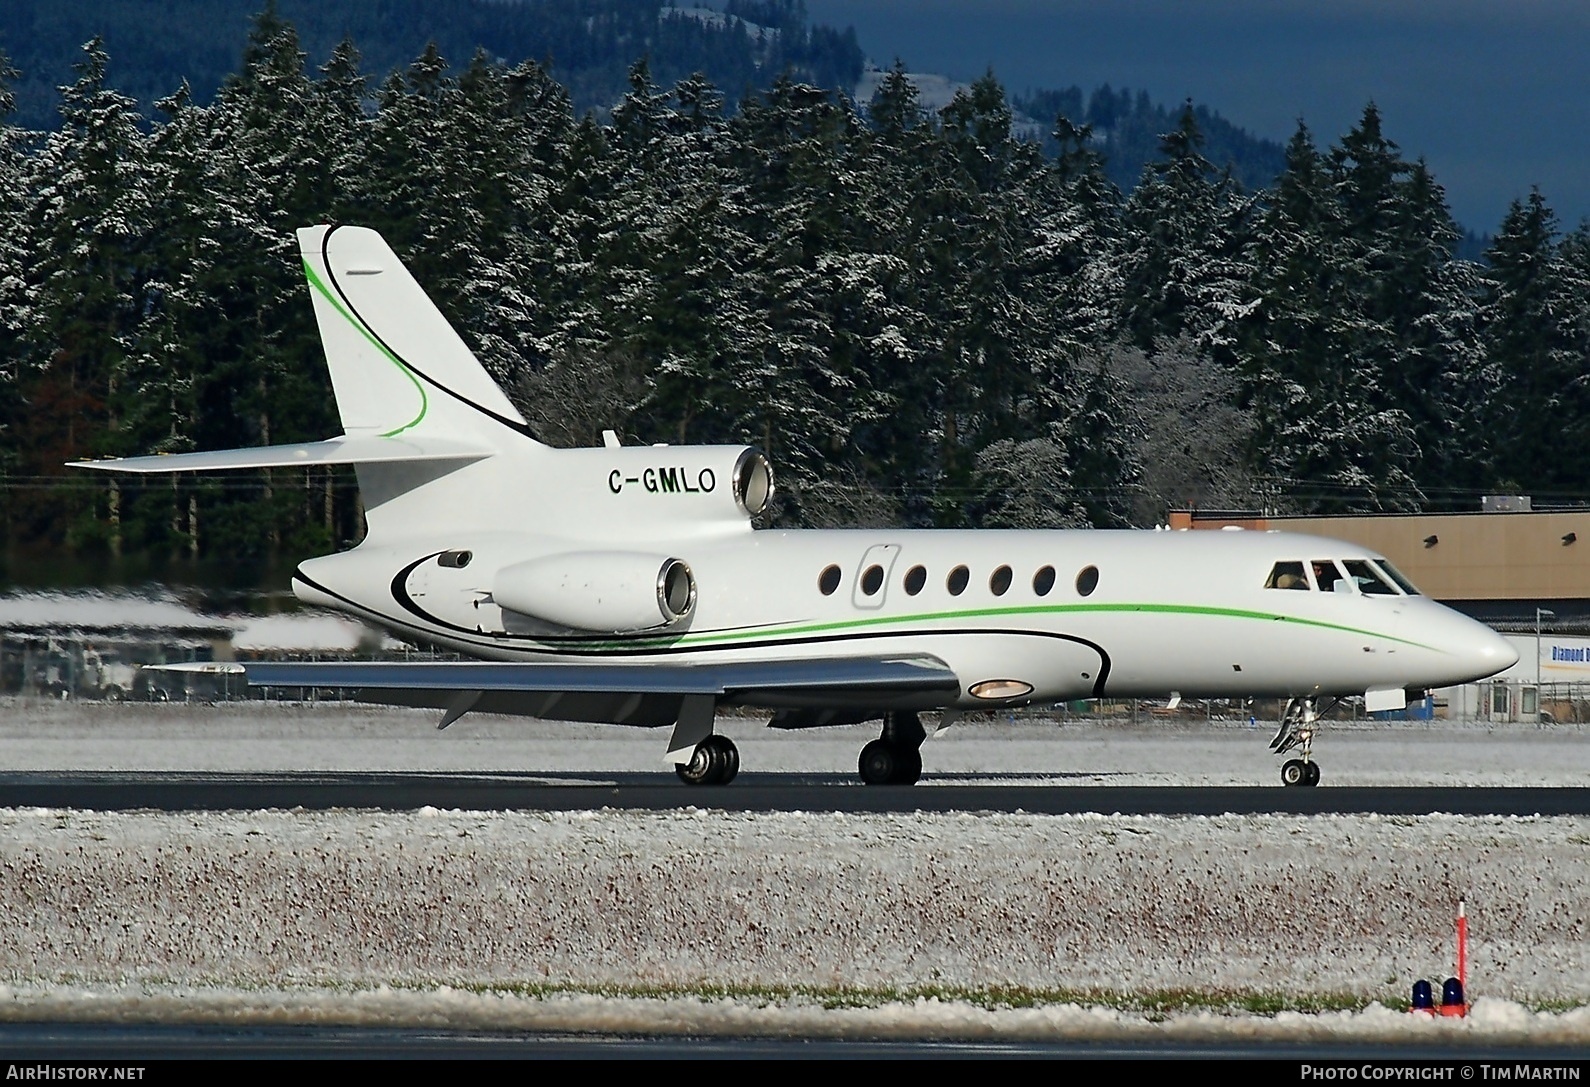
852,544,902,609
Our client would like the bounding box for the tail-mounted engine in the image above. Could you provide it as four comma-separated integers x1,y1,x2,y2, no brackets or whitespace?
493,551,696,634
556,444,774,527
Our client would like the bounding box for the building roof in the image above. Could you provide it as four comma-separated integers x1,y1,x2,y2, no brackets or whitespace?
0,591,236,638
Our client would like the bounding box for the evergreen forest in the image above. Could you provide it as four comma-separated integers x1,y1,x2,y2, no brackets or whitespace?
2,11,1589,589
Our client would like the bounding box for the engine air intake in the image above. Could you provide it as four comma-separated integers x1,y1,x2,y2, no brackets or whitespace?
734,449,774,517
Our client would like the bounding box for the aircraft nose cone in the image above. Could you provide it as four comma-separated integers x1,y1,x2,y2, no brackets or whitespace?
1456,621,1518,680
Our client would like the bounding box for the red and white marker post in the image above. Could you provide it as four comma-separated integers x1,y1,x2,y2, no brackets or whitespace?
1410,899,1469,1017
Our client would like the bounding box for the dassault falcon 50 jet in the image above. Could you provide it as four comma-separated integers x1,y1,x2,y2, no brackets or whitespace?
74,225,1518,787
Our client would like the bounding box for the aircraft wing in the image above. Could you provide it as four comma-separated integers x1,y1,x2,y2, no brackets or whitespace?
69,434,491,473
181,655,962,727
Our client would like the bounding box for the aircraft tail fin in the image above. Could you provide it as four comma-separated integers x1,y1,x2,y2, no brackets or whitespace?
70,226,542,535
296,224,534,445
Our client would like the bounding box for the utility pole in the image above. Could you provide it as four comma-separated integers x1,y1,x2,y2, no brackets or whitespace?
1536,607,1555,716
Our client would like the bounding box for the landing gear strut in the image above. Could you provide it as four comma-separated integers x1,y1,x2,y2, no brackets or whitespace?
858,711,926,785
1271,696,1335,787
676,734,739,786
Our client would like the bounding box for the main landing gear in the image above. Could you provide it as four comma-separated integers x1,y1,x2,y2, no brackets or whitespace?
672,709,932,786
1270,696,1339,787
676,734,739,786
858,711,927,785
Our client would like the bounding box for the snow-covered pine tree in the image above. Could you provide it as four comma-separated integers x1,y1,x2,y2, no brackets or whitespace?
852,63,943,526
1481,190,1589,495
1379,159,1488,498
931,74,1068,525
199,11,338,570
1237,116,1428,513
1115,104,1255,354
716,77,875,524
17,38,153,571
0,50,34,573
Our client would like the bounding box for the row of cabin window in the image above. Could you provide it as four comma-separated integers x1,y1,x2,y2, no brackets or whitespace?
819,562,1100,599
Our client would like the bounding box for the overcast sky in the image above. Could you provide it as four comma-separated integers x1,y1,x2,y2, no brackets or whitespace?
805,0,1590,233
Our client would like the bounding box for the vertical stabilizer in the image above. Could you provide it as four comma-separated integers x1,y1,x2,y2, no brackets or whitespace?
296,224,533,446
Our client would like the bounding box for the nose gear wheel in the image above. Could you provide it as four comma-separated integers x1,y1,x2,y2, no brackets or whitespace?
1273,697,1336,787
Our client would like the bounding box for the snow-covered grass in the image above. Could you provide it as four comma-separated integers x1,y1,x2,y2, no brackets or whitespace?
1,697,1588,1040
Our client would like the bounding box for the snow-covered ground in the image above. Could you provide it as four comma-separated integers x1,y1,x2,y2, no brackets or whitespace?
2,697,1589,1042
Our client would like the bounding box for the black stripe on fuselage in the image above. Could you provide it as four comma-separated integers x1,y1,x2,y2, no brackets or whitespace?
319,224,540,441
300,563,1115,698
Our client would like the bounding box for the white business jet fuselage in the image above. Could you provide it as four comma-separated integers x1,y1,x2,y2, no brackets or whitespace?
75,225,1517,787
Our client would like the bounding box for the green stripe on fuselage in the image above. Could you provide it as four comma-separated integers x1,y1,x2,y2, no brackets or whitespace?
534,602,1437,654
302,259,427,437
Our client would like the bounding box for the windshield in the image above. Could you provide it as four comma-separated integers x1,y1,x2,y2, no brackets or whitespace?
1343,559,1399,596
1370,558,1422,596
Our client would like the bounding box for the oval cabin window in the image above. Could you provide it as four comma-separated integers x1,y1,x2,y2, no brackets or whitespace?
818,564,841,595
989,565,1013,596
946,565,970,596
903,565,927,595
1033,565,1056,596
860,564,885,596
1076,565,1099,597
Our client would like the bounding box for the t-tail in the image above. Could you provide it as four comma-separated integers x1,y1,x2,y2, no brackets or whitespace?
72,225,774,544
71,224,546,538
296,224,532,450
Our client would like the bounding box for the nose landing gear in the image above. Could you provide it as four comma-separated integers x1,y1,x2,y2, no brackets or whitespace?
1272,696,1336,787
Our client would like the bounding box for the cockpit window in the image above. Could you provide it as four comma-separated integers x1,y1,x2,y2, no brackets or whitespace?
1343,559,1398,596
1371,559,1422,596
1311,560,1348,593
1266,561,1309,590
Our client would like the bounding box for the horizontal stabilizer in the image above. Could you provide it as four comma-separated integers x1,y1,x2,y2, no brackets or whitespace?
70,434,492,474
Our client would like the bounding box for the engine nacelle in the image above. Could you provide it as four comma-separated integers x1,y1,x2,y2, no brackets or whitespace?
553,444,774,526
492,552,696,633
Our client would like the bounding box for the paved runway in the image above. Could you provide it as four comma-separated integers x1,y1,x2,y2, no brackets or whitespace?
2,769,1589,815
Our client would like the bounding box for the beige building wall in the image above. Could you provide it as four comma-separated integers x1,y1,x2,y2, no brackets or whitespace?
1170,510,1590,602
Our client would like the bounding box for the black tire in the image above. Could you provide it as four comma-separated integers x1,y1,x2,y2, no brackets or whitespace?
676,736,739,786
1304,761,1321,787
895,747,923,785
706,735,739,785
859,739,898,785
1281,759,1308,787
